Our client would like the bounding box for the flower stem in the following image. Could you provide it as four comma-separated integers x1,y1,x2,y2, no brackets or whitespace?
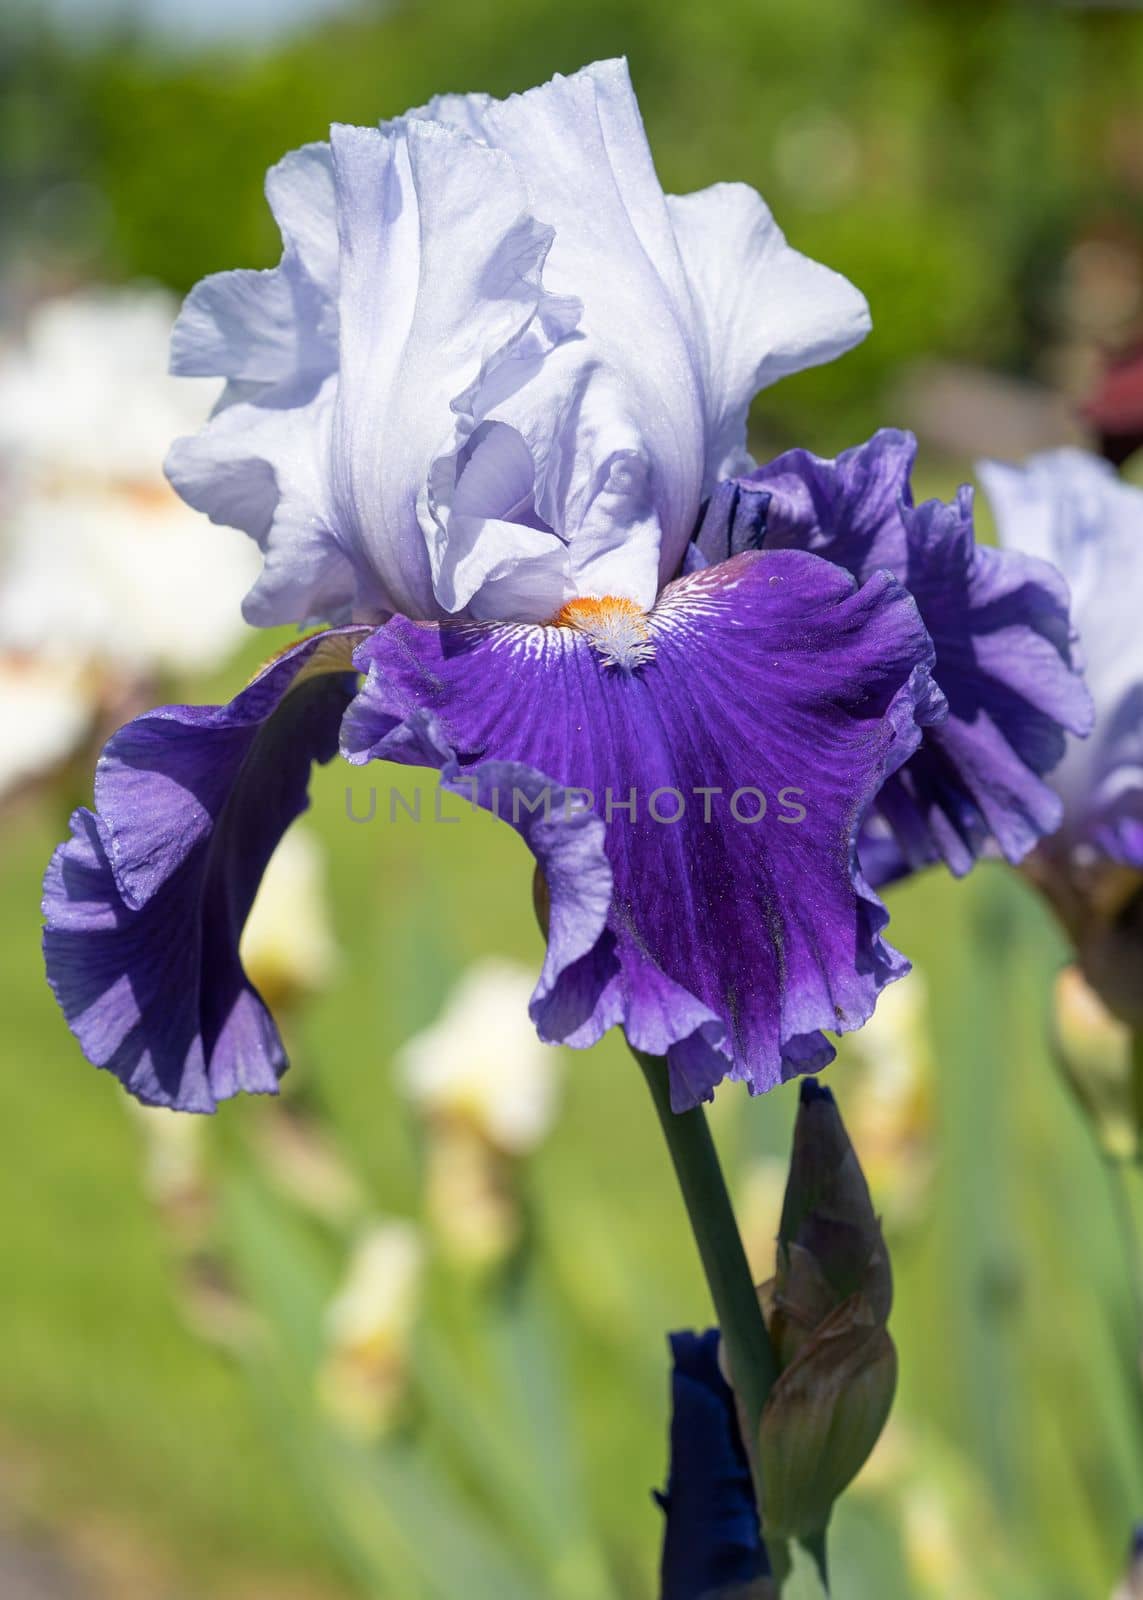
1132,1030,1143,1150
1105,1156,1143,1343
632,1049,779,1468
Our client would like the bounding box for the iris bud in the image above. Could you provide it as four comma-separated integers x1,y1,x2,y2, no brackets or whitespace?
753,1079,897,1544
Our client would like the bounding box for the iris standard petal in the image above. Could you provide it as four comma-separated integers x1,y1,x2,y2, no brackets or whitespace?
434,421,574,623
343,552,935,1109
329,117,579,622
414,60,869,604
166,377,362,628
168,118,580,630
416,59,706,608
980,448,1143,867
170,143,339,388
165,144,364,628
734,429,1094,877
667,181,871,490
42,629,364,1111
169,60,871,634
656,1329,769,1600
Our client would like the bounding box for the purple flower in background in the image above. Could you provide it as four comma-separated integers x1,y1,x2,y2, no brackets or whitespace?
695,430,1093,883
655,1329,769,1599
978,450,1143,1027
47,58,1075,1115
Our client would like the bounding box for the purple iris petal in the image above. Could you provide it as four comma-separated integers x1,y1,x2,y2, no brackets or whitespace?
720,429,1094,879
853,816,912,891
343,551,935,1109
655,1329,768,1600
691,478,770,568
42,629,364,1111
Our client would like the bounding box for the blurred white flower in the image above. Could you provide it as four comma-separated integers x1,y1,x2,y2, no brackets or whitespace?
0,488,259,677
0,287,260,797
423,1122,524,1271
0,287,214,482
239,825,340,1011
0,653,91,798
319,1221,424,1437
841,970,936,1231
848,970,931,1107
396,959,562,1154
124,1103,250,1348
901,1480,967,1595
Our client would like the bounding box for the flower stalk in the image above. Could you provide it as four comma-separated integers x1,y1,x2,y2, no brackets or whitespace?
1132,1031,1143,1150
633,1049,778,1487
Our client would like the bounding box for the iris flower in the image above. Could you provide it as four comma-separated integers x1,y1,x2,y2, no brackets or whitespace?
978,449,1143,1027
655,1328,769,1599
42,61,1087,1115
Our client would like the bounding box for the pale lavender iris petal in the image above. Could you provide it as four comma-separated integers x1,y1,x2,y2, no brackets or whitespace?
170,143,339,387
329,118,578,621
666,182,871,490
979,448,1143,869
437,422,572,623
413,59,869,606
42,629,365,1112
166,378,360,628
166,140,358,628
168,59,870,632
729,429,1094,878
164,145,358,624
413,59,706,609
167,118,579,629
342,552,935,1109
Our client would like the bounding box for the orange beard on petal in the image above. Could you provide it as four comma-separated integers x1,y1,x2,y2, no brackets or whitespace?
551,596,656,671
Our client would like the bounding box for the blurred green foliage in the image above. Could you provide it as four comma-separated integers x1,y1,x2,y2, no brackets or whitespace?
7,0,1143,451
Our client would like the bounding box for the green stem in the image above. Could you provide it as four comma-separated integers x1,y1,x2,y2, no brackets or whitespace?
1132,1030,1143,1153
1105,1156,1143,1343
1110,1031,1143,1360
633,1049,779,1462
